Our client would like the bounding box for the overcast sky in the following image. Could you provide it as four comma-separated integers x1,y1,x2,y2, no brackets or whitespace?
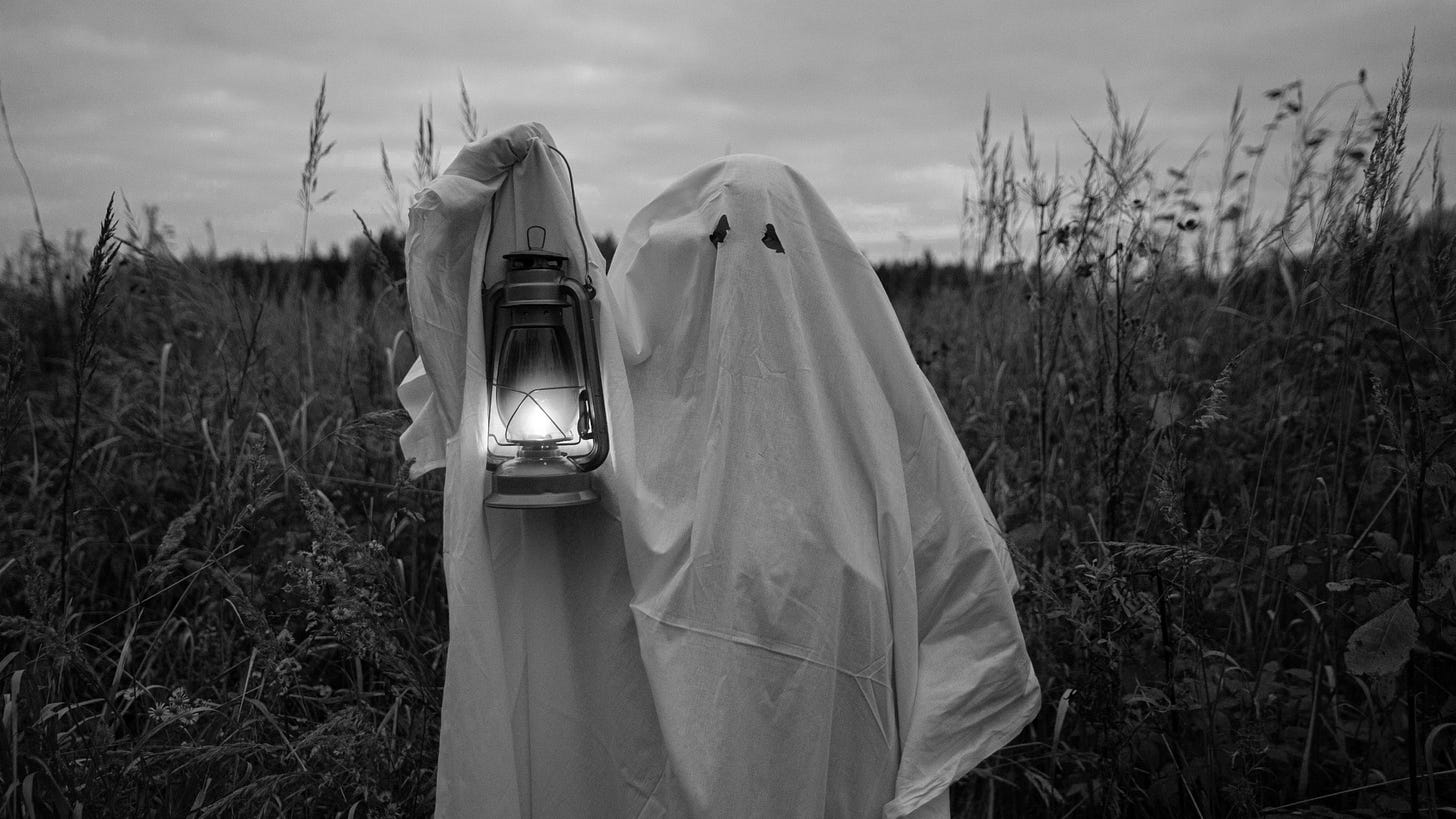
2,1,1453,263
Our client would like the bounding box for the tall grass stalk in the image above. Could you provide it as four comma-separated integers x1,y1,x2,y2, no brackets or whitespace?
298,75,335,256
378,140,403,230
0,74,50,284
458,73,482,143
413,102,438,192
55,195,119,612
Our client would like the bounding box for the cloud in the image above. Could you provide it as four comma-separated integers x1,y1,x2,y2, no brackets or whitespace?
1,0,1452,261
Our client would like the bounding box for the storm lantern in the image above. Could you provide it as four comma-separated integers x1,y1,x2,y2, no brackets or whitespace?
483,225,609,508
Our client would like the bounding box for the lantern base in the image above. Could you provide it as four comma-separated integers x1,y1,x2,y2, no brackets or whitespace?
484,447,599,509
485,471,599,508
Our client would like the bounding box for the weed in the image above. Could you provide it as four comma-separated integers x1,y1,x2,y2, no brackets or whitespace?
298,75,336,257
2,58,1453,818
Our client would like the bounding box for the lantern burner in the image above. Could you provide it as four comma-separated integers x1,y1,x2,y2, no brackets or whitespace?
487,443,597,508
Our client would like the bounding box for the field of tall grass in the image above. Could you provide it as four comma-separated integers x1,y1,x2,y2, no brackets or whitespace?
2,55,1454,817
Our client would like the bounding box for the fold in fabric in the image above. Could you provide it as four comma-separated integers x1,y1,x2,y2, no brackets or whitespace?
400,134,1039,818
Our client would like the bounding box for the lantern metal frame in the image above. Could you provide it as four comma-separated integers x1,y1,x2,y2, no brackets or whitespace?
482,225,609,509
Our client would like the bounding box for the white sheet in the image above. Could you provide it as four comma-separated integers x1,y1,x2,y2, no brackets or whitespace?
400,133,1039,818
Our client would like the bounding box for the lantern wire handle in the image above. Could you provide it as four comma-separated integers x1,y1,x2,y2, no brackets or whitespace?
544,143,595,286
480,139,599,288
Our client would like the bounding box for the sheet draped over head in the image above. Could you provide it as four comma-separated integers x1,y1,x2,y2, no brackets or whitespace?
399,130,1040,819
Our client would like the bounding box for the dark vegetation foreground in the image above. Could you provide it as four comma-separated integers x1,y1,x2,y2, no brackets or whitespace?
2,59,1454,817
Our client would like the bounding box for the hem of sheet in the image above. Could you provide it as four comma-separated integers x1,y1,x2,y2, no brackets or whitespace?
882,674,1041,818
900,787,950,819
407,456,445,477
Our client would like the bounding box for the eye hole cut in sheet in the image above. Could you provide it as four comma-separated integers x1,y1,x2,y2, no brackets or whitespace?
709,214,730,247
706,214,787,254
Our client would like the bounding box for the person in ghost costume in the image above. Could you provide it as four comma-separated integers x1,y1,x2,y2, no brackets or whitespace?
399,123,1041,819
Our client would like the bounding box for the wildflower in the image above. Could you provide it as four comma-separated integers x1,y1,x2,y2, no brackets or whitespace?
118,684,147,706
147,686,216,726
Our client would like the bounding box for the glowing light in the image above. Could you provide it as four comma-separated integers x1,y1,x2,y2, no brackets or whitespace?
493,326,581,444
498,386,580,442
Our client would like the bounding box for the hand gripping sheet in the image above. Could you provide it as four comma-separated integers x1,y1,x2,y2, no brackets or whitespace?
400,137,1040,818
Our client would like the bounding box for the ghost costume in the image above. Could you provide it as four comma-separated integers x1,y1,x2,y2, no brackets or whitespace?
399,128,1040,819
